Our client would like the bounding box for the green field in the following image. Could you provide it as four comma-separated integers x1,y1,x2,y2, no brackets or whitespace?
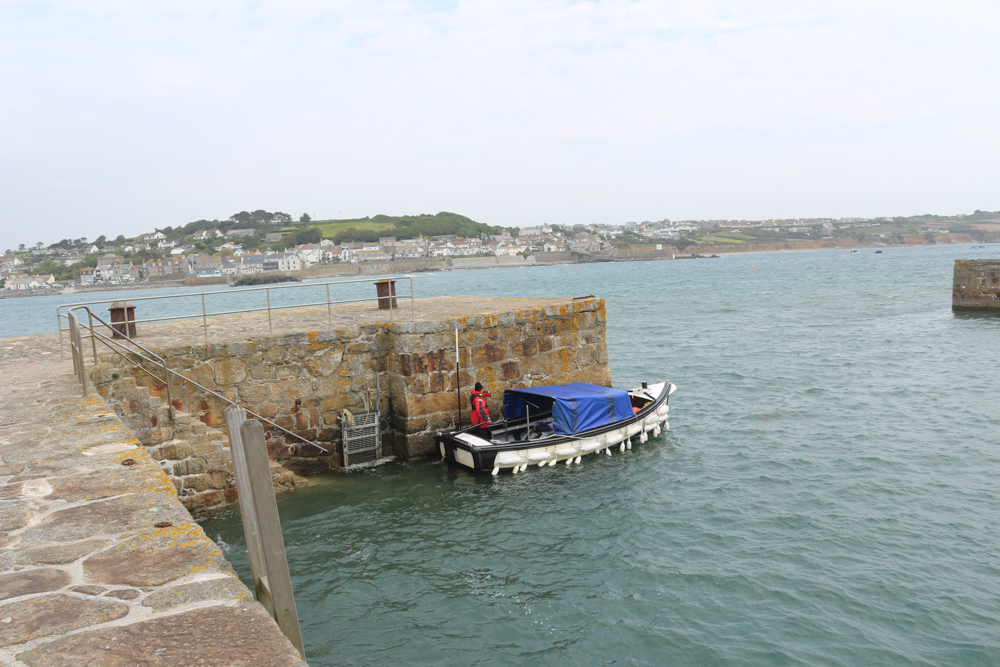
314,219,398,236
307,212,503,243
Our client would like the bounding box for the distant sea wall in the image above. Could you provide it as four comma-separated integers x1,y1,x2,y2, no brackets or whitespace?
953,259,1000,311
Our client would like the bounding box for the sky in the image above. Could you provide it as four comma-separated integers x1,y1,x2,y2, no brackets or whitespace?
2,0,999,249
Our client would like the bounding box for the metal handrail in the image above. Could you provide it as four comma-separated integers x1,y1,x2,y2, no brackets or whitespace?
57,275,416,359
68,305,328,454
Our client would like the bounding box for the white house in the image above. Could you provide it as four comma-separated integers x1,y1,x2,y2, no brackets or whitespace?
350,247,391,263
107,264,138,285
291,244,322,266
5,274,56,290
238,255,265,274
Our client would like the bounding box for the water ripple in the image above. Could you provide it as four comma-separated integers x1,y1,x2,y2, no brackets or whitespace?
200,245,1000,666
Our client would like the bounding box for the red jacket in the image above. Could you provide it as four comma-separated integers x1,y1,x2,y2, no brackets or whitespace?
470,389,491,426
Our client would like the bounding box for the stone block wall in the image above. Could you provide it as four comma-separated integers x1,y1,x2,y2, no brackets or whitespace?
105,297,612,476
953,259,1000,311
385,297,611,458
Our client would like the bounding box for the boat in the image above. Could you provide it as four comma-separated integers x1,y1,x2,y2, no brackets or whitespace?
435,381,677,475
875,250,883,254
851,250,860,254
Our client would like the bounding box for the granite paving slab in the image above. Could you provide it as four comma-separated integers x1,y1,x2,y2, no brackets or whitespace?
0,339,307,666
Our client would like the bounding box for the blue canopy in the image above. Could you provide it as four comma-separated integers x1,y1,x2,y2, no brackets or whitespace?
502,383,633,435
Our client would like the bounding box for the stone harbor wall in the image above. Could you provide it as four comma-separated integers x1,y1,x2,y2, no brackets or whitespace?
92,372,307,514
953,259,1000,311
386,298,610,458
102,297,612,484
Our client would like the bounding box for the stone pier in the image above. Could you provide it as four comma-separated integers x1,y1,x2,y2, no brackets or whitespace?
96,296,612,511
0,335,305,666
953,259,1000,311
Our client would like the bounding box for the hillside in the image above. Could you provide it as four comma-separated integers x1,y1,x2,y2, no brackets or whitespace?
313,212,504,243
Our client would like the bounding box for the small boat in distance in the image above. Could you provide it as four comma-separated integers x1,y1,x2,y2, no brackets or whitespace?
875,250,883,254
436,381,676,475
851,250,861,254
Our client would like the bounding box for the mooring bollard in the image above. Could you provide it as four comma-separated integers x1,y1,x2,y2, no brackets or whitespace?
108,300,137,338
374,279,397,309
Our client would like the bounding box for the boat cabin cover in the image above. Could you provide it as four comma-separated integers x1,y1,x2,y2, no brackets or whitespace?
501,383,634,435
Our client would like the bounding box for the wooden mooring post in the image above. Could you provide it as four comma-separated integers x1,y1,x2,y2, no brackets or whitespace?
224,405,305,659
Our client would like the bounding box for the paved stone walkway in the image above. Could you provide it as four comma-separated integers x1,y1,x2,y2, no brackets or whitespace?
80,296,569,353
0,344,306,665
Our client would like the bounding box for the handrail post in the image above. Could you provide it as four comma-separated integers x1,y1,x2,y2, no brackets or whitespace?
57,307,64,360
201,293,208,345
326,284,332,327
266,288,273,335
162,357,174,421
87,310,98,362
409,277,415,322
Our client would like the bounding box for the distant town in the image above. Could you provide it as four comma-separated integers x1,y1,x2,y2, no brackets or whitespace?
2,209,998,292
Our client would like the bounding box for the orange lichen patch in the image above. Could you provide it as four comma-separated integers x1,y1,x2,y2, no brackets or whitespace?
308,341,330,351
145,469,178,496
306,331,320,342
134,520,213,548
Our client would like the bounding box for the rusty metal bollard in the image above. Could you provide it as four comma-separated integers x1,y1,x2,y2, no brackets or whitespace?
374,279,397,310
109,300,137,338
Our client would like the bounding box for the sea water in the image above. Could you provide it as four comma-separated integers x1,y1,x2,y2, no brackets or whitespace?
6,246,999,664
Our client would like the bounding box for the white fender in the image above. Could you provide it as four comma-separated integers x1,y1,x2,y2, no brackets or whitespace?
528,450,551,462
626,439,632,450
496,452,521,467
606,448,612,457
619,442,625,453
574,456,582,464
627,422,642,437
640,431,647,444
548,458,557,467
653,425,660,438
491,467,499,476
555,446,578,459
580,438,602,453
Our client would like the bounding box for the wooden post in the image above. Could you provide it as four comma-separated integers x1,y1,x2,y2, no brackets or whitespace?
227,410,306,659
223,406,271,612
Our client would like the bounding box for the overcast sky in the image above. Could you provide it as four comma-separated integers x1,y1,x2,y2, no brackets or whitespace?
2,1,999,249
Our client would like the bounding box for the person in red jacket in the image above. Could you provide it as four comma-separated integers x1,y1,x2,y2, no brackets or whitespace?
470,382,492,436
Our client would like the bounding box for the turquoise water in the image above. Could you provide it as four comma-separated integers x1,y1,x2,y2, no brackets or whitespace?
7,246,999,665
210,246,998,665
